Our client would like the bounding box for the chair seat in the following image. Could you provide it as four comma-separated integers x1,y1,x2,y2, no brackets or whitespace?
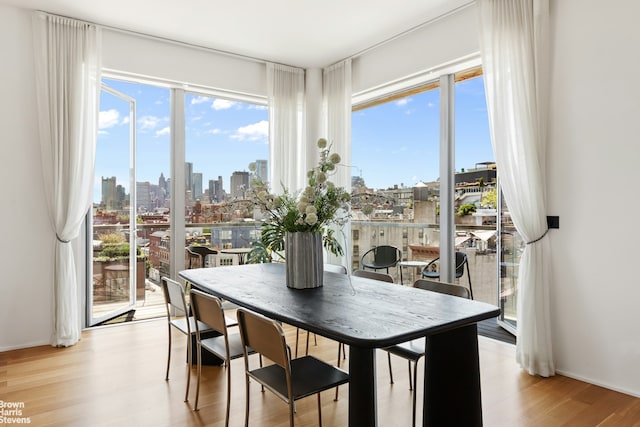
248,355,349,401
384,337,425,362
170,316,215,335
421,270,440,279
200,332,249,361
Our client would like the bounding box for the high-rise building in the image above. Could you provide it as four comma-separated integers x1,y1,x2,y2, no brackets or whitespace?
116,184,127,209
230,171,249,199
209,176,224,203
193,172,203,201
157,172,167,207
101,176,117,210
136,181,152,212
254,159,268,184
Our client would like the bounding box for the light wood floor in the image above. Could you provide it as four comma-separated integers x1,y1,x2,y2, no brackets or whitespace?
2,319,639,427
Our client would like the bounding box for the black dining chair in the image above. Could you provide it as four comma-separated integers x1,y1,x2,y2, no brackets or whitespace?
421,251,474,299
189,289,255,425
236,308,349,427
384,279,471,427
188,245,218,268
351,268,394,283
360,245,402,274
161,277,214,402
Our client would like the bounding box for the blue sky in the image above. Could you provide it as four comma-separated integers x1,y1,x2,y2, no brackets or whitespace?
96,76,492,202
352,77,493,189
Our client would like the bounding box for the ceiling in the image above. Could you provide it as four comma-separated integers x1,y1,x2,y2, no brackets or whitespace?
1,0,472,68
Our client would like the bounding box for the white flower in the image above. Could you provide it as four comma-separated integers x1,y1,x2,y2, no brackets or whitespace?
305,212,318,225
329,153,341,164
306,205,317,215
317,138,327,149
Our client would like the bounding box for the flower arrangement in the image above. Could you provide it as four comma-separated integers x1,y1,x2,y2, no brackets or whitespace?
247,138,350,262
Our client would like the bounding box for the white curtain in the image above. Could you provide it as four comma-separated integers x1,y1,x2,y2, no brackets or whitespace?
267,63,305,194
323,60,353,266
323,59,352,193
477,0,554,376
33,12,102,346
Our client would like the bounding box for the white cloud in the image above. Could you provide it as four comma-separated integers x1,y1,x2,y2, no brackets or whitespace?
427,102,436,108
155,127,170,137
396,98,412,107
138,115,162,131
231,120,268,141
191,96,210,105
212,99,237,110
121,116,130,125
205,128,222,135
99,109,120,129
249,104,268,110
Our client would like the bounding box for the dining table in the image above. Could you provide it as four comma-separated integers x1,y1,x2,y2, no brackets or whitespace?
179,263,500,427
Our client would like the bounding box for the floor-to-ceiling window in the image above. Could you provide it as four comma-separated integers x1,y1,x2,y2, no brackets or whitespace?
89,77,268,326
183,92,268,266
351,67,510,323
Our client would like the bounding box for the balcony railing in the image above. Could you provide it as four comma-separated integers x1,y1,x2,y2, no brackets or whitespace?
91,219,518,324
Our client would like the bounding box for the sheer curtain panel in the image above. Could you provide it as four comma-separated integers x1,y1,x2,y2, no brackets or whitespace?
477,0,554,376
33,12,102,346
323,60,352,266
267,63,305,194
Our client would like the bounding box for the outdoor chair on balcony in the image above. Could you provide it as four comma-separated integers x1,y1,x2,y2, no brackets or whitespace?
185,247,202,269
188,245,218,268
384,279,471,427
360,245,402,274
420,251,474,299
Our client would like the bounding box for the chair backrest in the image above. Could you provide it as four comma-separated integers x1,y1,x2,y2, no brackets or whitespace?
189,246,218,267
413,279,471,299
161,277,189,317
185,247,202,269
237,309,289,369
454,251,468,278
373,245,400,264
352,269,394,283
189,289,227,335
361,245,401,268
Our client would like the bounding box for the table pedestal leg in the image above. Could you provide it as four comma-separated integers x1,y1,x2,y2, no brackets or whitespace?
348,346,377,427
424,324,483,426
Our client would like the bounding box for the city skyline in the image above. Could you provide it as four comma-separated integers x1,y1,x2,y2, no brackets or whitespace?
96,75,493,205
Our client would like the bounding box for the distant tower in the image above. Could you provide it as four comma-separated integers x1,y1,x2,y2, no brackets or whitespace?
209,177,224,203
185,162,193,194
193,172,203,201
230,171,249,199
158,172,167,207
136,181,152,212
101,176,117,210
254,159,268,184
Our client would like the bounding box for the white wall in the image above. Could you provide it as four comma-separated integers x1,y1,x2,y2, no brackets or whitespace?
547,0,640,396
0,5,53,349
1,0,639,398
